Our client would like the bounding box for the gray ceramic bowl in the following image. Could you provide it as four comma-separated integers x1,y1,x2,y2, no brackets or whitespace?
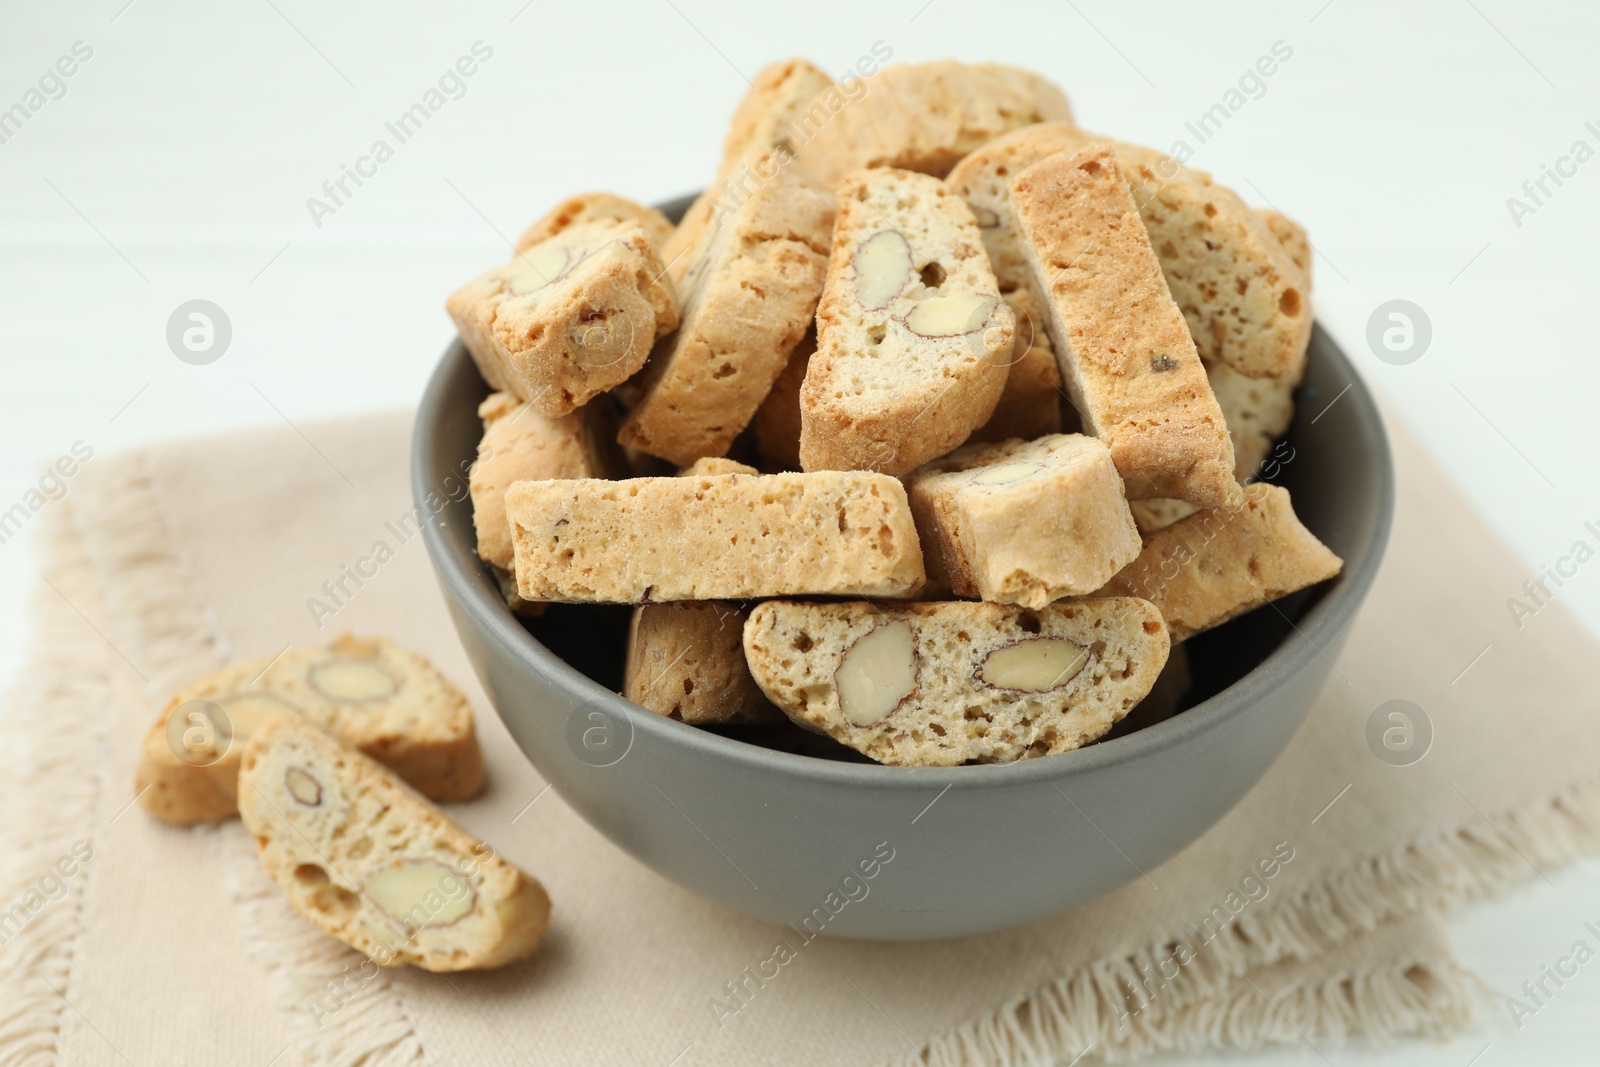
414,196,1393,940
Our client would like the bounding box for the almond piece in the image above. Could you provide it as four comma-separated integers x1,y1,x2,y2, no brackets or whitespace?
364,859,477,928
308,661,398,703
979,638,1088,692
854,230,914,310
284,765,323,807
834,620,918,726
903,293,998,337
503,244,571,294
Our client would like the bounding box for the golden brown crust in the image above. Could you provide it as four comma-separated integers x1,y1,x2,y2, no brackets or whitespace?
906,433,1142,608
1010,145,1240,508
743,598,1168,766
753,331,813,471
619,151,833,466
801,168,1012,476
950,122,1310,380
515,192,673,253
1097,484,1342,642
446,219,678,416
508,471,926,603
624,603,778,725
794,61,1074,188
239,714,548,972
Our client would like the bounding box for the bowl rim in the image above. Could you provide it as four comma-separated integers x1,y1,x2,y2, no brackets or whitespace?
416,237,1393,795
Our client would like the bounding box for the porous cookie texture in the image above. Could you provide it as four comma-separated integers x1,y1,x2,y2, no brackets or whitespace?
949,122,1309,380
470,391,618,571
906,433,1141,608
239,715,549,972
663,58,836,289
1257,208,1312,285
742,598,1169,766
1010,145,1240,508
136,636,485,824
794,61,1074,188
753,331,813,471
262,635,486,803
679,456,759,476
969,287,1064,443
136,659,300,824
801,168,1012,477
515,191,673,253
1097,483,1342,642
507,471,925,603
446,219,677,417
619,151,833,466
624,602,777,725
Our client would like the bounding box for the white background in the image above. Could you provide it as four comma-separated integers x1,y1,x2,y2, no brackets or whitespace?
2,1,1598,1063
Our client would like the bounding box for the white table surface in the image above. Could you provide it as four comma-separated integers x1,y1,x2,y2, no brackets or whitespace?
3,1,1598,1062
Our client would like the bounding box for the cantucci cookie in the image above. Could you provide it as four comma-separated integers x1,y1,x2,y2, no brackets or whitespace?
1257,208,1312,284
515,192,673,253
906,433,1141,608
238,714,549,972
619,150,833,465
794,61,1073,188
662,58,836,288
1010,145,1240,508
507,471,925,603
753,331,813,471
624,602,776,725
679,456,758,476
1097,484,1342,642
969,288,1064,443
447,219,677,416
949,123,1309,380
136,659,299,823
136,635,485,824
470,391,619,572
801,168,1013,476
742,598,1169,766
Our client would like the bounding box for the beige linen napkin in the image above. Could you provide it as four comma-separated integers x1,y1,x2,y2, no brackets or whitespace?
5,408,1596,1066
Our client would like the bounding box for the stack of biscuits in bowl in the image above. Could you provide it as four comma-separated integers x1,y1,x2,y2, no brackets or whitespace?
447,58,1342,769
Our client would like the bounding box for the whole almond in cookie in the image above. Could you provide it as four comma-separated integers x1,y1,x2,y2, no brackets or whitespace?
447,219,677,417
801,168,1013,477
239,714,548,972
136,635,485,824
1010,145,1240,508
743,598,1169,766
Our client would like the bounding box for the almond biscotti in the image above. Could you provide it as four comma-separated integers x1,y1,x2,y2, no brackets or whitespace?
753,332,811,471
1010,145,1240,508
679,456,758,476
137,635,485,824
470,391,619,572
238,714,549,971
662,58,836,289
619,150,833,465
906,433,1141,608
794,61,1074,188
624,602,776,724
969,288,1064,443
516,192,673,253
1097,484,1342,642
447,219,677,417
742,598,1169,766
801,168,1013,476
949,123,1309,380
1257,209,1311,282
507,471,925,603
